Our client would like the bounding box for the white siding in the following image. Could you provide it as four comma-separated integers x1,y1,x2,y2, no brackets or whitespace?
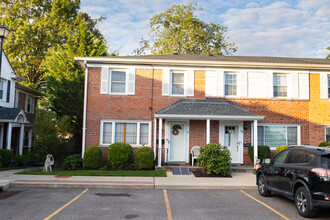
0,52,16,108
248,72,267,98
291,72,299,98
265,71,273,98
298,73,309,99
240,71,248,97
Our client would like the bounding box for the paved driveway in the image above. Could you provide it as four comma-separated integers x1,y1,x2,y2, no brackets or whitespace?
0,188,329,219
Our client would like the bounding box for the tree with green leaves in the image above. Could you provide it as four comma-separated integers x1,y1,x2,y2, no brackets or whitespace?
0,0,105,89
327,47,330,59
134,2,237,55
43,19,107,154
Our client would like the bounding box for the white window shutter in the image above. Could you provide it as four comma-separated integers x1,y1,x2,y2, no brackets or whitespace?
240,71,247,97
236,72,242,97
298,73,309,99
320,74,328,99
216,70,224,97
127,68,135,95
266,71,273,98
162,68,170,96
100,67,109,94
287,73,292,98
205,70,217,97
291,72,298,98
186,69,194,96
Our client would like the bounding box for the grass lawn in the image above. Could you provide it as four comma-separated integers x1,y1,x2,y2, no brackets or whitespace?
0,167,22,172
17,169,167,177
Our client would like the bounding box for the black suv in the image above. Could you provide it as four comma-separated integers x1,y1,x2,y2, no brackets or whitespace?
256,146,330,218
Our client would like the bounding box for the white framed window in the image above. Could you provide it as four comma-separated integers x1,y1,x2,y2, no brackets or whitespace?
326,126,330,142
110,69,126,94
225,73,237,96
273,74,287,97
100,120,151,147
257,124,299,148
100,67,135,95
171,71,185,95
25,95,35,113
328,75,330,99
0,80,4,100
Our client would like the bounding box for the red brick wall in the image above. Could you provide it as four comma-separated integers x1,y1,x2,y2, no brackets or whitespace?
84,67,324,165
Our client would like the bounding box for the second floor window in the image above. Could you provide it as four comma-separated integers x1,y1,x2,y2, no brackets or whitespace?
0,81,3,100
171,71,184,95
225,73,237,96
25,95,34,113
328,75,330,99
273,74,287,97
110,70,126,93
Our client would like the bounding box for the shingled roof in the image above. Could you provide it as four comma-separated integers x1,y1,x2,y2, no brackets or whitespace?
155,99,263,120
96,54,330,65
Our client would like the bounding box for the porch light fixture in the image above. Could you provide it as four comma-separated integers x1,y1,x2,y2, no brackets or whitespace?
0,23,10,78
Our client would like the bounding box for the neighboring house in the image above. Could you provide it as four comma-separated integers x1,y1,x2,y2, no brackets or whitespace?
75,55,330,166
0,52,39,156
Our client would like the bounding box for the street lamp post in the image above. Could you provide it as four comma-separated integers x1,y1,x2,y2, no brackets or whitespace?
0,24,10,78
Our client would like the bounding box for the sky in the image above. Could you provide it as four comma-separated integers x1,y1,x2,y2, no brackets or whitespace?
80,0,330,58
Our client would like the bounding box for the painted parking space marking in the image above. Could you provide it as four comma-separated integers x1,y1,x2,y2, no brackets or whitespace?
163,189,173,220
44,188,89,220
240,190,290,220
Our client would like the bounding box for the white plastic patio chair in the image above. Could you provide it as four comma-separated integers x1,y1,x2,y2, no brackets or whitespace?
191,146,201,166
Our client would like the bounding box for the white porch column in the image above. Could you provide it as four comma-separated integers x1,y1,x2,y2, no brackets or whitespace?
254,120,258,168
19,124,24,155
0,123,4,149
28,129,32,151
158,118,162,167
153,118,157,159
206,119,210,144
6,123,12,150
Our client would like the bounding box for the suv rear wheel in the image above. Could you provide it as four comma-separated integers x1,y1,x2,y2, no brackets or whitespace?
257,174,271,197
295,187,315,218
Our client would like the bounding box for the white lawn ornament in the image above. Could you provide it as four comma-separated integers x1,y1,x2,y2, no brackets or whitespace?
44,154,55,172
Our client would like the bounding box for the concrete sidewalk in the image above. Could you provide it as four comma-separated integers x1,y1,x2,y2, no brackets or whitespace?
0,169,257,190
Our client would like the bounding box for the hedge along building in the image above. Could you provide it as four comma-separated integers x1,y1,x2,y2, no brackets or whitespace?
75,54,330,167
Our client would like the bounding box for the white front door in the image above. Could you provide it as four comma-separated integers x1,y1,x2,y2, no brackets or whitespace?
169,122,186,162
224,126,240,163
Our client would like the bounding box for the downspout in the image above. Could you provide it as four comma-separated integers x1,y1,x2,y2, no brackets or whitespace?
82,60,88,158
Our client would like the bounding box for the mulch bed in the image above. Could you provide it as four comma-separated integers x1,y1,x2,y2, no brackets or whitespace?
0,191,21,200
191,169,231,178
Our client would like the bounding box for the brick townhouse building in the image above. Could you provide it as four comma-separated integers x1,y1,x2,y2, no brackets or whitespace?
0,52,39,156
75,54,330,166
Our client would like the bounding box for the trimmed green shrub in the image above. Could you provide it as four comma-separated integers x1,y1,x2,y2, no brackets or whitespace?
319,141,330,147
62,154,83,170
276,145,289,154
0,149,12,167
108,142,133,168
197,143,231,176
134,147,154,170
14,155,25,167
83,146,102,169
248,145,270,163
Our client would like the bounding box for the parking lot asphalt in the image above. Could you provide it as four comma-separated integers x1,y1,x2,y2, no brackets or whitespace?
0,188,330,220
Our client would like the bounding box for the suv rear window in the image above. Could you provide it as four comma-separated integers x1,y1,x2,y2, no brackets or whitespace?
321,155,330,169
286,150,315,164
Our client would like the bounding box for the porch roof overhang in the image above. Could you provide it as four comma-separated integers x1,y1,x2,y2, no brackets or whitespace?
154,99,264,121
0,107,29,124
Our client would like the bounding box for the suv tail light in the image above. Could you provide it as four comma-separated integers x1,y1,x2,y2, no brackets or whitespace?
311,168,330,181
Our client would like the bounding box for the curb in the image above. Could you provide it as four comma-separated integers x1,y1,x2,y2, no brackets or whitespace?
10,182,154,189
0,181,11,192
